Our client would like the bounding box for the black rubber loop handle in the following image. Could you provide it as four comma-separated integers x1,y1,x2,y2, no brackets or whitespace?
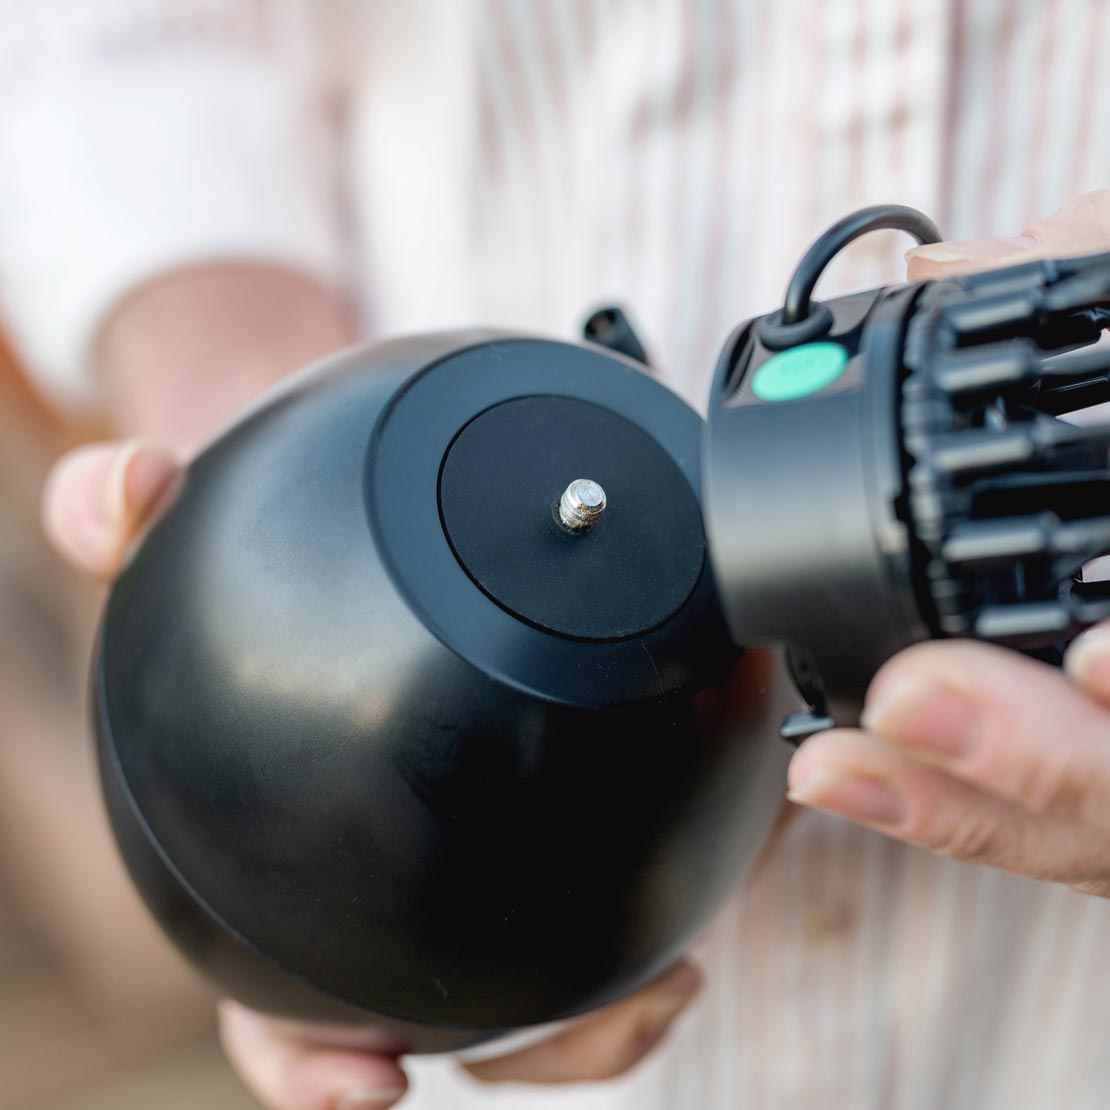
780,205,943,326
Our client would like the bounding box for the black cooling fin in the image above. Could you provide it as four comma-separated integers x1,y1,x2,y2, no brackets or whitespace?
902,252,1110,657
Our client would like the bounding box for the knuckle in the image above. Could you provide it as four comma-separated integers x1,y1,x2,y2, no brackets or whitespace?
1070,878,1110,899
1025,190,1110,247
467,1008,666,1085
571,1013,671,1082
577,1024,647,1081
1069,190,1110,234
921,813,998,863
1016,755,1087,821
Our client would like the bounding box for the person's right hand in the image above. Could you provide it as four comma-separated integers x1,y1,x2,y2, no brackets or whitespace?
42,438,705,1109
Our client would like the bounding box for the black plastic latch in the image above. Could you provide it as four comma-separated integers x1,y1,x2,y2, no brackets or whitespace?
583,306,651,367
780,710,837,746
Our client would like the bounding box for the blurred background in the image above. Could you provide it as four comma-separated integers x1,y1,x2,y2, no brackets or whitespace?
0,347,258,1108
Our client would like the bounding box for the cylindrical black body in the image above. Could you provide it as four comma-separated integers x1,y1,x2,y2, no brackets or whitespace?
95,332,789,1052
704,286,931,725
705,245,1110,732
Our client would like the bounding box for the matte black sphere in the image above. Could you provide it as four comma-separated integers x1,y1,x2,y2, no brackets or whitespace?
94,332,787,1052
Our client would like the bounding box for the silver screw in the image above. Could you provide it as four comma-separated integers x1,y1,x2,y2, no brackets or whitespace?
558,478,607,532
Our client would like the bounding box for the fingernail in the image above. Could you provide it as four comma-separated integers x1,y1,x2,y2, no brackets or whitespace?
1065,625,1110,686
102,441,177,528
862,677,982,761
787,768,906,826
906,235,1037,265
335,1088,407,1109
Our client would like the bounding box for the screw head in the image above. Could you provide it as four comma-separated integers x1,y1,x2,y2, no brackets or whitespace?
558,479,607,532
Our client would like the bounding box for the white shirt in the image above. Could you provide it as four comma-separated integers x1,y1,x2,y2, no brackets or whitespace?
2,2,1109,1107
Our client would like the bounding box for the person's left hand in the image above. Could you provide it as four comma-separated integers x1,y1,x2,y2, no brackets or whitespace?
787,190,1110,898
41,263,707,1110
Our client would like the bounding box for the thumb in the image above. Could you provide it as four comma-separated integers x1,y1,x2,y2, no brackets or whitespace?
42,440,181,580
906,189,1110,282
219,1003,409,1110
464,960,703,1085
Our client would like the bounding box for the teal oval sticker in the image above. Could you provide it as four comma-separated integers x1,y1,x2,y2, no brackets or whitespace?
750,342,849,402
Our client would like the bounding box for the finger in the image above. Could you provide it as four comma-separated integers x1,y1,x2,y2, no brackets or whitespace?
464,960,702,1085
906,188,1110,281
855,640,1110,831
41,440,180,580
787,728,1110,885
1064,622,1110,708
905,234,1042,281
1021,189,1110,256
219,1002,408,1110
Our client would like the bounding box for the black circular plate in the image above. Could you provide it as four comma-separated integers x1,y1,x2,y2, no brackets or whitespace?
439,396,705,641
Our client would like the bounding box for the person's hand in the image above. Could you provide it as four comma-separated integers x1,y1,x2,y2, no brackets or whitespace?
218,958,701,1109
45,260,703,1107
42,438,703,1109
787,190,1110,898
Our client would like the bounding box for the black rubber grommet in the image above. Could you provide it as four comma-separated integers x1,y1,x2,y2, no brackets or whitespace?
755,302,834,350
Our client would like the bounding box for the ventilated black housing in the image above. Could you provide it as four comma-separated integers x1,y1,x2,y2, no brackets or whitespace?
704,208,1110,740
